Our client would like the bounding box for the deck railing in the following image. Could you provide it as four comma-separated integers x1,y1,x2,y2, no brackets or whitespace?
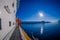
3,26,16,40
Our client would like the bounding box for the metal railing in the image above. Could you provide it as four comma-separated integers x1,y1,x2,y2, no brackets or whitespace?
3,26,16,40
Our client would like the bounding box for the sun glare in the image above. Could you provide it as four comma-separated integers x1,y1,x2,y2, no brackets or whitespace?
39,12,44,17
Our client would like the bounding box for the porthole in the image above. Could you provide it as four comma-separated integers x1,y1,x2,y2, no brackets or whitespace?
12,2,14,8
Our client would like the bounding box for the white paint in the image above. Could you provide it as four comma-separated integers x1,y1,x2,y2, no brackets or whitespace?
0,11,1,14
19,26,27,40
0,10,1,14
0,0,17,40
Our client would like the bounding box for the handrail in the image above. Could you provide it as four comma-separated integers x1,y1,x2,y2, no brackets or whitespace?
19,26,31,40
3,26,16,40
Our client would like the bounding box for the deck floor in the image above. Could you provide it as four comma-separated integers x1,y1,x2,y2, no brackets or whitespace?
9,27,22,40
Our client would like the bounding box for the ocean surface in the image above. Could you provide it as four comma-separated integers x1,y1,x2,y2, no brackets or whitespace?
21,22,60,40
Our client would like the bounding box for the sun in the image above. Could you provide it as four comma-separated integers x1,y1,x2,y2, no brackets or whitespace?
39,12,44,17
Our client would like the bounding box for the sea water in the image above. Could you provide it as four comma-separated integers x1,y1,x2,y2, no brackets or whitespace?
21,22,60,40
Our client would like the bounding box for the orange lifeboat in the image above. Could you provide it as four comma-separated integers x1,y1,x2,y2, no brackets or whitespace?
16,18,21,26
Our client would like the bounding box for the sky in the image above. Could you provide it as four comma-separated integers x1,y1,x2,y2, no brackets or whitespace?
16,0,60,21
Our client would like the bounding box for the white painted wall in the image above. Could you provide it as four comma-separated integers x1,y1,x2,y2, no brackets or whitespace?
0,0,17,40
